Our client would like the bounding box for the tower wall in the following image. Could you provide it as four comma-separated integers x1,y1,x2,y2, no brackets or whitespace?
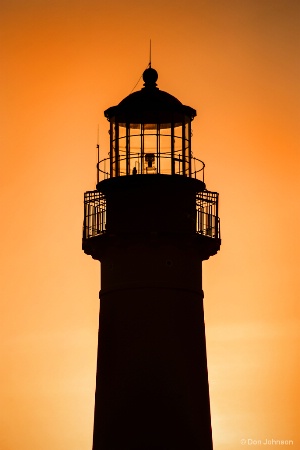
90,176,214,450
93,252,213,450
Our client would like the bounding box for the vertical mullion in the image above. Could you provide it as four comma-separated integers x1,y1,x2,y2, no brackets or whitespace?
182,119,186,175
200,196,203,234
126,123,130,175
141,123,144,174
171,122,174,175
115,121,119,177
110,122,113,178
188,119,192,177
215,193,219,238
92,204,95,237
83,195,86,239
88,198,91,239
156,123,160,174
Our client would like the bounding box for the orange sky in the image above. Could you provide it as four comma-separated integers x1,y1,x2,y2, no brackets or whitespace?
1,1,299,449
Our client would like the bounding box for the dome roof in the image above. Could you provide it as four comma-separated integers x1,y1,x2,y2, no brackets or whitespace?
104,67,196,126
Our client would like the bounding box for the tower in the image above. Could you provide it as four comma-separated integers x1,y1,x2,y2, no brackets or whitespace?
82,66,221,449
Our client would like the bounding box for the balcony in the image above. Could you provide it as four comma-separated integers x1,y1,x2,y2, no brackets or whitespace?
83,189,220,241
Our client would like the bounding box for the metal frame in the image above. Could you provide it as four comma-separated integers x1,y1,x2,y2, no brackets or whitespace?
196,191,220,239
83,191,106,240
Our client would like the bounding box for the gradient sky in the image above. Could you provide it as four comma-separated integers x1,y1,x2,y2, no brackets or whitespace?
1,1,299,449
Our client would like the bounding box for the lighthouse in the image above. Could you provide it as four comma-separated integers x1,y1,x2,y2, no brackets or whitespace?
82,66,221,449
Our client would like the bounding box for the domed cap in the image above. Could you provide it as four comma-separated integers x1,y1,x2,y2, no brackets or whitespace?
104,67,196,128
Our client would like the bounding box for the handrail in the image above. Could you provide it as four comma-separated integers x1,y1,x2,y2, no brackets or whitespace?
96,154,205,182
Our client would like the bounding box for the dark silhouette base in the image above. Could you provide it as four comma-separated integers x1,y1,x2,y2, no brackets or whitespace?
92,288,213,450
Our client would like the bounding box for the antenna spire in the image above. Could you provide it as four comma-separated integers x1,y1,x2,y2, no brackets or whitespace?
96,125,100,184
149,39,152,68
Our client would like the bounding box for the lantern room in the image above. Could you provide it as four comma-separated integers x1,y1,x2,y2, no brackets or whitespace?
98,67,205,180
83,65,221,259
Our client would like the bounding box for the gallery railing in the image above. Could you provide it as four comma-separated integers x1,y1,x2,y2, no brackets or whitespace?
83,191,106,240
96,153,205,182
196,191,220,239
83,190,220,241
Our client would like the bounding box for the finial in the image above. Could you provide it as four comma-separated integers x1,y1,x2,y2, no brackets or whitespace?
143,66,158,88
149,39,152,68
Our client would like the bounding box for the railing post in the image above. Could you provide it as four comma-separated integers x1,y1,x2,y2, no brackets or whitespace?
171,123,175,175
182,122,186,175
126,123,130,175
141,124,144,174
188,120,192,177
156,123,160,174
110,122,113,178
215,193,219,238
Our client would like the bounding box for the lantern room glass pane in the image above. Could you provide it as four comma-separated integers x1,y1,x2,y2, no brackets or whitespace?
184,120,191,175
144,128,157,152
129,125,141,174
160,133,171,153
118,124,127,176
159,129,170,174
111,120,118,177
130,130,141,154
174,124,182,155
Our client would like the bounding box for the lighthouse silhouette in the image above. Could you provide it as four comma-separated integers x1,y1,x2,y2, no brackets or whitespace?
82,65,221,450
